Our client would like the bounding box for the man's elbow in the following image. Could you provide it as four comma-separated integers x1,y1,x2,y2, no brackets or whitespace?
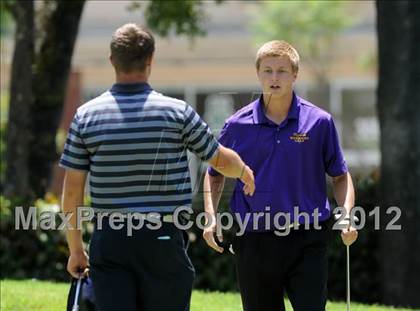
207,146,223,169
332,172,350,184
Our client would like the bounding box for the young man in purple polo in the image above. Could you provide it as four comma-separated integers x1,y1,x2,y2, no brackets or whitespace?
203,40,358,311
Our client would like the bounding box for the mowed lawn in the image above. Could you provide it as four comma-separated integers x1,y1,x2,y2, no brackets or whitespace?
0,279,417,311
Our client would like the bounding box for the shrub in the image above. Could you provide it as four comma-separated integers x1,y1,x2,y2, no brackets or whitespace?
0,195,90,282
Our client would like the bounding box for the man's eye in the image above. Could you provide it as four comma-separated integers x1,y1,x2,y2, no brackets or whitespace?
264,69,272,73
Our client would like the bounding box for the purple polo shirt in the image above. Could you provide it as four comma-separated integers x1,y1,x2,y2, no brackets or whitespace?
208,92,348,231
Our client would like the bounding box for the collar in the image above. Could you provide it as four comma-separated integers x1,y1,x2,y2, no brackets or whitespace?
252,92,300,125
110,82,152,94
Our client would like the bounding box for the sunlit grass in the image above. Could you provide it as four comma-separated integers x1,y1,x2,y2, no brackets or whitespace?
1,279,417,311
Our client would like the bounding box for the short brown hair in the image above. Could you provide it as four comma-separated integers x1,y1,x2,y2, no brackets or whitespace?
255,40,300,74
110,23,155,73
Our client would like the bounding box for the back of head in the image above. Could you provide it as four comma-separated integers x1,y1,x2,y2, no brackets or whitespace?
255,40,300,74
110,23,155,73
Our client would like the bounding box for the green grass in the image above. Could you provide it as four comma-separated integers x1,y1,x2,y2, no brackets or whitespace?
0,279,417,311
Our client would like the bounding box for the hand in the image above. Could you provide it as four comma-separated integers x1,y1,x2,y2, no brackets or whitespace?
203,214,224,253
240,165,255,196
341,226,358,246
67,250,89,278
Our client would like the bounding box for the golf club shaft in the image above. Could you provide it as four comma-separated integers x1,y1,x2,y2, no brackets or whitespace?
72,277,82,311
347,245,350,311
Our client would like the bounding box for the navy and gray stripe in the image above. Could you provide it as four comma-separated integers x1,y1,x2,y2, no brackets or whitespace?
59,82,219,212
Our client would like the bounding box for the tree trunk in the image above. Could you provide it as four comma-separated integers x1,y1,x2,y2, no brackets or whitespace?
29,0,85,197
376,1,420,307
4,0,34,200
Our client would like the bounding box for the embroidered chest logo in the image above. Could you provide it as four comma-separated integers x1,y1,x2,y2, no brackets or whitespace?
290,132,309,143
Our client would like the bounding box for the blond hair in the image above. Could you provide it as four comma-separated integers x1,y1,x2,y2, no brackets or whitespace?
110,23,155,73
255,40,300,73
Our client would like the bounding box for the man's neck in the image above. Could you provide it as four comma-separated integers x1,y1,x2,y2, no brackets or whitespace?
262,91,294,125
115,71,149,84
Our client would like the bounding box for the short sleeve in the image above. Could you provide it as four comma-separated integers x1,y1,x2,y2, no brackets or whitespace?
323,117,348,177
182,104,219,161
59,113,90,171
207,121,231,177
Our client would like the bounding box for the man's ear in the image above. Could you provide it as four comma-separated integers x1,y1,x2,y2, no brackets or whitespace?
109,54,115,67
293,71,298,82
146,54,154,67
256,67,262,83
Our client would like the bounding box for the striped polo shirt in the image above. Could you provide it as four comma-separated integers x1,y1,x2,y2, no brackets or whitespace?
59,82,219,213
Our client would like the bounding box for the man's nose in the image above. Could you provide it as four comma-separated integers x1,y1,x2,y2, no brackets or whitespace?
271,73,279,81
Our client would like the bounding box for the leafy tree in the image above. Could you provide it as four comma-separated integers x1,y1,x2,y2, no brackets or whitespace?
251,1,351,83
131,0,208,37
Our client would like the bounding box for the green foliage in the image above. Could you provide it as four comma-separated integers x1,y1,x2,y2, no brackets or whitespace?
145,1,205,37
129,0,223,39
358,51,377,71
0,196,67,281
0,195,92,282
251,1,353,79
0,0,14,36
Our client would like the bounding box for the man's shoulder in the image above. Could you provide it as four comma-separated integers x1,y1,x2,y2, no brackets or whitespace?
298,95,332,123
76,90,187,117
148,91,187,108
75,91,112,116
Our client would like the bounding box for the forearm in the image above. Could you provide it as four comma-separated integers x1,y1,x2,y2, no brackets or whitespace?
208,146,247,179
61,172,86,254
62,191,84,253
203,172,225,216
332,172,355,216
202,171,227,252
